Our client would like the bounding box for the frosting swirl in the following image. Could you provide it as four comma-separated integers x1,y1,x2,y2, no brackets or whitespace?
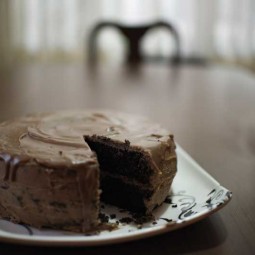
8,110,172,167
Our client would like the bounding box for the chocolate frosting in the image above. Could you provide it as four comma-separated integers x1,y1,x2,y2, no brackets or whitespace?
0,110,175,189
0,110,176,231
0,110,172,167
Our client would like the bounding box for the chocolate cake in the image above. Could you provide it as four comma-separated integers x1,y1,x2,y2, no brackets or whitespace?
0,110,177,233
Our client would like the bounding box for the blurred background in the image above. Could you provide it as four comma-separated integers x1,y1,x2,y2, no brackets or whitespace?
0,0,255,70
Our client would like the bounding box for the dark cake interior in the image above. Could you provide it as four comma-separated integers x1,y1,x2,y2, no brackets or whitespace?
85,135,160,214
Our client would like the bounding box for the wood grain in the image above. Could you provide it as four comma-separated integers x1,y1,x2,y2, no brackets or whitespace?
0,63,255,254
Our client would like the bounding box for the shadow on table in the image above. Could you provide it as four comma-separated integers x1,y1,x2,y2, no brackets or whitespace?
1,214,227,255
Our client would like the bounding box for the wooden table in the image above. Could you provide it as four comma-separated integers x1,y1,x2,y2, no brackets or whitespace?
0,63,255,254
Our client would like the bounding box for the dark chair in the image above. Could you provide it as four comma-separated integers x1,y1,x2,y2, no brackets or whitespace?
88,21,181,65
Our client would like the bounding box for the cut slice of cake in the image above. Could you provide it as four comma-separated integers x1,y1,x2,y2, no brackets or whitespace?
0,110,177,233
84,134,176,214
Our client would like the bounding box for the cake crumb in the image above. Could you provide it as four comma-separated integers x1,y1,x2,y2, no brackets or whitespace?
124,140,130,146
99,213,109,223
164,196,172,204
119,217,133,224
110,214,116,219
135,224,143,229
131,213,155,224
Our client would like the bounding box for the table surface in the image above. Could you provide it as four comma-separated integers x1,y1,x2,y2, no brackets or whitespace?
0,63,255,254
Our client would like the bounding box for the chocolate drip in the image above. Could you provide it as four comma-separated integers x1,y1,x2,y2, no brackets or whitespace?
0,153,11,181
0,153,29,182
10,156,29,181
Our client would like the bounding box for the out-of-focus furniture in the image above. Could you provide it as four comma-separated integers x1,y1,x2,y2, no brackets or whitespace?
88,21,180,64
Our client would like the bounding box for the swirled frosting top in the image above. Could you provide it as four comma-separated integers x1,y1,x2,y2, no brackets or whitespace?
0,110,173,168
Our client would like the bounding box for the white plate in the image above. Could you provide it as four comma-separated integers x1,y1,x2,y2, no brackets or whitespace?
0,145,232,246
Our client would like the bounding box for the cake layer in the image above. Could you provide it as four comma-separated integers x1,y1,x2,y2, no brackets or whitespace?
100,174,153,213
84,136,154,184
85,134,177,214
